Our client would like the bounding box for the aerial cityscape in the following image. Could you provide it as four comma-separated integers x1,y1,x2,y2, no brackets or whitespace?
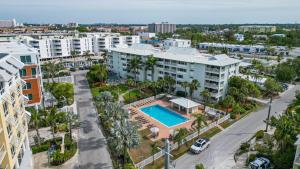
0,1,300,169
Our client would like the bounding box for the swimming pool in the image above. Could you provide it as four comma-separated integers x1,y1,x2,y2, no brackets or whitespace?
140,104,189,127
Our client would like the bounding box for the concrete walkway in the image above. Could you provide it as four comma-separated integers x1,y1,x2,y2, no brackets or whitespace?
73,71,113,169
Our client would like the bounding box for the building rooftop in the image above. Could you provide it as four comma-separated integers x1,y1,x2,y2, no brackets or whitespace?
111,44,240,66
0,41,38,54
170,97,200,109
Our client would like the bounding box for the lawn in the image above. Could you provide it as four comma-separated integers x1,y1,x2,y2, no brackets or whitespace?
123,89,153,104
219,119,235,129
90,83,129,99
129,129,164,164
144,127,222,169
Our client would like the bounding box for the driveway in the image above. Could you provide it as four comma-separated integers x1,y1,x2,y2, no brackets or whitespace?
73,71,113,169
174,85,300,169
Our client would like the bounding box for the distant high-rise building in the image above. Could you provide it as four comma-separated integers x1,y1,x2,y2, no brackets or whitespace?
0,19,19,28
148,22,176,33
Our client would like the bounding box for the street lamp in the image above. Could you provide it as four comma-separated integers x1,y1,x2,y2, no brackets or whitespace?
265,96,272,132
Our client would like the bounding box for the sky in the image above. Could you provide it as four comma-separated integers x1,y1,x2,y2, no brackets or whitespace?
0,0,300,24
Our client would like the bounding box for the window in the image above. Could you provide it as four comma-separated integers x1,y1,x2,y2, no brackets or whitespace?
26,94,33,100
20,69,27,77
3,102,8,116
31,68,36,76
23,82,32,90
7,124,12,137
20,55,32,64
11,145,15,156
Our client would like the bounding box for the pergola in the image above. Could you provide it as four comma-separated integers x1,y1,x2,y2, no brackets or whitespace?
170,97,201,114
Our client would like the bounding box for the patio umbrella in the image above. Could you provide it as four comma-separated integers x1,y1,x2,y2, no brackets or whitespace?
150,127,159,133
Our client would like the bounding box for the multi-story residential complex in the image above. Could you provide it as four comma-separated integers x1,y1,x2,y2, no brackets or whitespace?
148,22,177,33
137,32,156,40
238,25,276,33
163,38,191,48
0,42,43,108
23,37,93,60
234,34,245,42
0,19,18,28
0,52,32,169
108,44,240,101
198,42,266,53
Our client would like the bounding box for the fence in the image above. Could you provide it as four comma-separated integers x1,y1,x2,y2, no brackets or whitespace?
135,114,230,168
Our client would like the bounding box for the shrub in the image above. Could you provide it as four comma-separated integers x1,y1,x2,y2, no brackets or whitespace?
31,137,63,154
246,154,256,164
230,112,237,119
255,130,264,140
240,142,250,152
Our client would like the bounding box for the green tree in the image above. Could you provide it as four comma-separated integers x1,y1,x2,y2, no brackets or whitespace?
44,61,60,82
275,63,296,82
127,57,143,84
71,50,79,69
200,89,211,111
174,128,189,148
145,56,157,81
87,64,108,83
49,83,75,105
222,96,236,113
180,81,190,97
163,76,176,94
150,142,159,164
195,164,205,169
192,114,207,136
83,50,92,67
189,79,200,99
264,78,283,97
29,108,42,146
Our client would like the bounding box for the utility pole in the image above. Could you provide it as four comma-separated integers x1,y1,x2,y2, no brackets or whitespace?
164,139,170,169
265,96,272,132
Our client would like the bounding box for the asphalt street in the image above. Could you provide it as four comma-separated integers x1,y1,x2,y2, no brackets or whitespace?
73,71,113,169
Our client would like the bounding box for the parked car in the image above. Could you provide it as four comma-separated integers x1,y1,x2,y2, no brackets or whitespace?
190,138,210,154
281,83,288,90
249,157,270,169
69,67,76,72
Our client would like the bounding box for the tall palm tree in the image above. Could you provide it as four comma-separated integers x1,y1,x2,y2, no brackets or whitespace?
29,108,42,146
180,81,190,97
127,57,143,85
83,50,92,67
44,61,58,83
222,96,236,114
189,79,200,99
45,107,59,139
150,142,159,164
145,56,157,81
71,50,79,69
163,76,176,94
192,114,207,136
174,128,189,148
200,89,211,112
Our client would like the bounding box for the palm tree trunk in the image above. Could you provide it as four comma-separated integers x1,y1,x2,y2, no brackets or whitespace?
35,127,41,146
151,69,154,81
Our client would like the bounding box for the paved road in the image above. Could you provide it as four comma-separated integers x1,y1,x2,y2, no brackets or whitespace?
73,71,113,169
174,85,300,169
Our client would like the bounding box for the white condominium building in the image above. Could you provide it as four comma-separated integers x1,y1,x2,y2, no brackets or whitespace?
0,53,32,169
23,37,93,60
163,38,191,48
108,44,240,101
198,43,266,54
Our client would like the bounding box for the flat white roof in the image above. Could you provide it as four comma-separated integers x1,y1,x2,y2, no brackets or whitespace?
0,41,38,54
111,44,240,66
170,97,200,109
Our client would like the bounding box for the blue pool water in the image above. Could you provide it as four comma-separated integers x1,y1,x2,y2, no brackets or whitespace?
140,104,189,127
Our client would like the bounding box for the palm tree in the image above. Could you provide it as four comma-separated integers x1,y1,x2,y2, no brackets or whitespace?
44,61,58,83
174,128,189,148
71,50,79,69
145,56,157,81
180,81,190,97
200,89,211,112
45,107,59,139
189,79,200,99
83,50,92,67
150,142,159,164
150,81,161,97
127,57,143,85
163,76,176,94
195,164,205,169
192,114,207,136
87,64,108,83
29,108,42,146
126,78,135,87
222,96,236,114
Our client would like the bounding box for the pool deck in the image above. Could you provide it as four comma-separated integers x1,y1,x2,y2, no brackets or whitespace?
129,100,204,140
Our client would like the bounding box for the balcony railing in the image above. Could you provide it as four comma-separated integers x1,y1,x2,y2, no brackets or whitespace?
6,115,17,126
205,75,220,81
206,68,220,73
204,82,219,89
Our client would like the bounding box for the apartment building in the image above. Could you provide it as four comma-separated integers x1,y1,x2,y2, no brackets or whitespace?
0,19,17,28
0,53,32,169
163,38,191,48
198,43,266,54
0,42,43,108
148,22,177,33
238,25,276,33
23,37,93,60
108,44,240,101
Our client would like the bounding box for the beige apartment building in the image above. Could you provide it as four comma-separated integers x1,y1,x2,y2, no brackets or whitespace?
239,25,276,33
0,53,32,169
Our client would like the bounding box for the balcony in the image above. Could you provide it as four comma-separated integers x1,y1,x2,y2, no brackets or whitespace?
205,75,220,81
6,115,17,126
0,144,6,164
204,82,219,89
206,68,220,74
